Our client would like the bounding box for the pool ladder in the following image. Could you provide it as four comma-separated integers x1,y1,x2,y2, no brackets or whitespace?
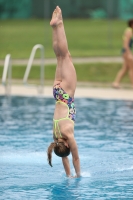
2,54,12,95
1,44,45,95
23,44,45,94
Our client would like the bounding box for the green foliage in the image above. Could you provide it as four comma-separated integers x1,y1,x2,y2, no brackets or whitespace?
0,63,130,83
0,19,126,59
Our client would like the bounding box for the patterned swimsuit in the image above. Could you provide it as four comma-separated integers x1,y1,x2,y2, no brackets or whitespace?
53,83,76,121
53,83,76,139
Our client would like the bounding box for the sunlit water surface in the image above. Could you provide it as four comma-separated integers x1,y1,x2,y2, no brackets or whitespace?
0,96,133,200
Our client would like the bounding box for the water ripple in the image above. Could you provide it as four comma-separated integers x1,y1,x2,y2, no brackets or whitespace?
0,96,133,199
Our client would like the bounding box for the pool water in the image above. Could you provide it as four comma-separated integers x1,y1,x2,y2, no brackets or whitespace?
0,96,133,199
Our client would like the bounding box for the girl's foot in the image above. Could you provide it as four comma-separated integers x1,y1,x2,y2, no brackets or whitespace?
50,6,63,27
112,82,120,89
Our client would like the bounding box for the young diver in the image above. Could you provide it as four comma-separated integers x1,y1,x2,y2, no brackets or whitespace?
47,6,80,178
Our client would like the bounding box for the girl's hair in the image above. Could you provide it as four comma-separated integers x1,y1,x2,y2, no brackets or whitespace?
47,142,70,167
128,19,133,27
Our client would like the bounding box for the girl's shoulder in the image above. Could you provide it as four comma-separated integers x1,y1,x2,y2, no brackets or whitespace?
123,27,132,39
125,27,132,34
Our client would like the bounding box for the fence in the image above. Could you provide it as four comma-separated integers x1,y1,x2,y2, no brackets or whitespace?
0,0,133,20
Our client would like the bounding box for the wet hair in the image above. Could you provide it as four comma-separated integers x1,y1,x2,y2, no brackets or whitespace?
128,19,133,27
47,142,70,167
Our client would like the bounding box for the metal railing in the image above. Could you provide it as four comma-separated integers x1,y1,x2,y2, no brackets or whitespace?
2,54,12,95
23,44,44,94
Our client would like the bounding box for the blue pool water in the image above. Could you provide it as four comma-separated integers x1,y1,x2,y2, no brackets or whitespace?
0,96,133,200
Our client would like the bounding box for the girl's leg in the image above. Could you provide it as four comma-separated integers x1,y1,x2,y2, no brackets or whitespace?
126,56,133,87
112,60,128,88
51,9,62,86
50,6,77,97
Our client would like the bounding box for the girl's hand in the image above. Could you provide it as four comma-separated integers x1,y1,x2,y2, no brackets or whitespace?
67,175,77,178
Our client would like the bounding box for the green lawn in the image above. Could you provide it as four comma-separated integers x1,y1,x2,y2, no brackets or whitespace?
0,19,127,59
0,63,130,84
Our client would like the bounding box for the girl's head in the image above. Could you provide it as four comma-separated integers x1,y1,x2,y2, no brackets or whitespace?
47,139,70,167
128,19,133,28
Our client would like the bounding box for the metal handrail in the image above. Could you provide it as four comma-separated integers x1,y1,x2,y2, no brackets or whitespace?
23,44,44,94
2,54,12,95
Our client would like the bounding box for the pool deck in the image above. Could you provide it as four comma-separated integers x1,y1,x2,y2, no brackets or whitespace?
0,56,123,66
0,84,133,100
1,57,131,100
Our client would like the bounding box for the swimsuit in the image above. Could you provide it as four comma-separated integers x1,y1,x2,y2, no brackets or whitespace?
122,27,133,54
53,83,76,139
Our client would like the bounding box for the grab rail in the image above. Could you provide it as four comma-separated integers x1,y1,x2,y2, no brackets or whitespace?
2,54,12,95
23,44,44,94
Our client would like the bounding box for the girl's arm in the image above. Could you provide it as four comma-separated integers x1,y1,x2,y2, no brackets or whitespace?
62,157,71,177
67,135,81,177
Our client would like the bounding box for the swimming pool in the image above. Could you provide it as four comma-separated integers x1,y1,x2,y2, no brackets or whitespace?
0,96,133,199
